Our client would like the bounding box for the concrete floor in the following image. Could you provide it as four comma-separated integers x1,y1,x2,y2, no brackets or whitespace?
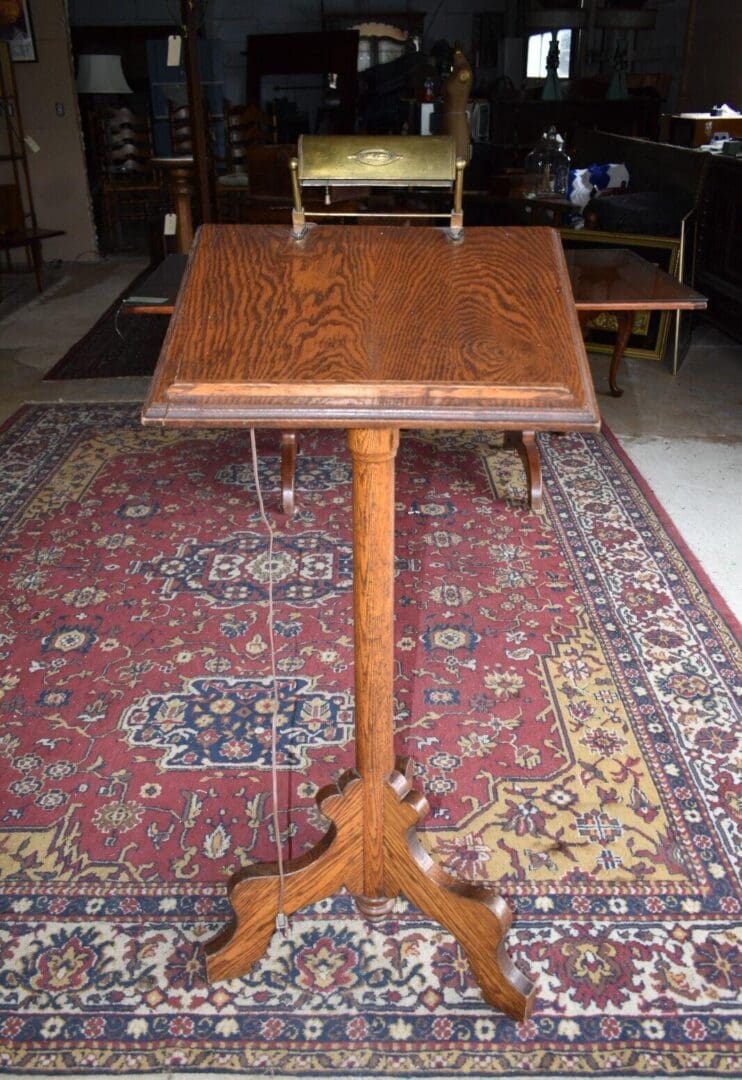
1,258,740,623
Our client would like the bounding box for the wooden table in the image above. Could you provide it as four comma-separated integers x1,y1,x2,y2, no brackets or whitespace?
142,223,600,1019
566,247,707,396
0,226,64,292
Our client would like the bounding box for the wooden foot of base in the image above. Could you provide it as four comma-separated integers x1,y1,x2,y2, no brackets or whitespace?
383,759,537,1020
204,771,363,982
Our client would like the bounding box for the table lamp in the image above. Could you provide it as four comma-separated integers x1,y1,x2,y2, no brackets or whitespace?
76,54,133,96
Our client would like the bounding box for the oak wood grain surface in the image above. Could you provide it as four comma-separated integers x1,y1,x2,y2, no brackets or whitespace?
143,223,599,432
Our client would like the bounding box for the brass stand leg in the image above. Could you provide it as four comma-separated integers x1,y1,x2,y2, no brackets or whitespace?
205,426,536,1018
609,311,635,398
280,431,298,515
505,430,543,511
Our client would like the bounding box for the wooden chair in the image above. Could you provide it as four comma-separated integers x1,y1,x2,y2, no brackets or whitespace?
100,107,164,250
168,102,196,156
0,183,63,292
224,102,273,168
218,104,278,224
168,99,220,161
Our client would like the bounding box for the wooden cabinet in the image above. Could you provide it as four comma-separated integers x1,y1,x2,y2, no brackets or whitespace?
665,113,742,148
695,155,742,341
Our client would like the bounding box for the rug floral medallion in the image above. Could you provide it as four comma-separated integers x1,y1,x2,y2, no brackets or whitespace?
0,404,739,1078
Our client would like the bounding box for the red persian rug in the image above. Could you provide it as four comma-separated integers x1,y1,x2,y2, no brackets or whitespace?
0,404,739,1078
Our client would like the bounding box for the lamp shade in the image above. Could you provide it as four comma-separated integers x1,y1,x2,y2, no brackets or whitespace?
76,54,133,94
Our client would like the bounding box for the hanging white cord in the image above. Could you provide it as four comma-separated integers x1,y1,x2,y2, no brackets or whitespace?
249,428,288,932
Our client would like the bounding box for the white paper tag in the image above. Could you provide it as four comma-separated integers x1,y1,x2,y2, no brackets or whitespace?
167,35,182,67
163,213,177,236
24,134,40,153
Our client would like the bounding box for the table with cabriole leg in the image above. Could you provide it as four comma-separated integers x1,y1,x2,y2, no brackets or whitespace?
142,222,600,1019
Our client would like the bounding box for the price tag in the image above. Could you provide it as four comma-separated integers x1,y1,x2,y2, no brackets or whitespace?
167,35,182,67
24,135,40,153
163,213,177,236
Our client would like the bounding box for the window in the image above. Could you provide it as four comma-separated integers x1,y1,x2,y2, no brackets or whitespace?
354,22,410,73
526,30,572,79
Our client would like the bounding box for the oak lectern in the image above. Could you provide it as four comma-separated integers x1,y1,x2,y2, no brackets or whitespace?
142,222,600,1019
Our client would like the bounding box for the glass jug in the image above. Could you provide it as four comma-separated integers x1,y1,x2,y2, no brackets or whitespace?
524,126,571,196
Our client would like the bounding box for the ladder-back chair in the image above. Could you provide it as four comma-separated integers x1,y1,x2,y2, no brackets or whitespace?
100,107,164,250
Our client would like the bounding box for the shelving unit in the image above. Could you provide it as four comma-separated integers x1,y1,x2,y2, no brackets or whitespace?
0,41,62,290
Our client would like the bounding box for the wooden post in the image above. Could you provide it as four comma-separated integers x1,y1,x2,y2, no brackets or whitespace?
181,0,212,224
348,428,399,917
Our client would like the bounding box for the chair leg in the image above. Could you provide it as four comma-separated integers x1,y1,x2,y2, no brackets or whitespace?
280,431,298,515
30,240,44,292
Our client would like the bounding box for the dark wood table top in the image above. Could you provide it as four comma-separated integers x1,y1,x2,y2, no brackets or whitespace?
143,223,599,432
566,247,707,311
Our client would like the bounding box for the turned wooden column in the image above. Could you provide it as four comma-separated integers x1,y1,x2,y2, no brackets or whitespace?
152,157,195,255
170,163,194,254
348,427,399,919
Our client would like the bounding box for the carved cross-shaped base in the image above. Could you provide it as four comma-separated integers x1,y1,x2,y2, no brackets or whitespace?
205,758,536,1020
204,427,536,1019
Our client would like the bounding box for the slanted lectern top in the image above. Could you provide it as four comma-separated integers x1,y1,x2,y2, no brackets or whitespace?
144,224,598,431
